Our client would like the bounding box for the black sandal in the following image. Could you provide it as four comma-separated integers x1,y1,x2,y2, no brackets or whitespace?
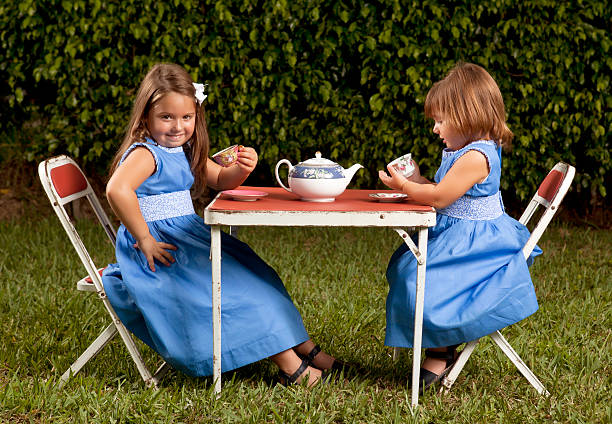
296,345,348,374
414,344,460,395
277,359,331,387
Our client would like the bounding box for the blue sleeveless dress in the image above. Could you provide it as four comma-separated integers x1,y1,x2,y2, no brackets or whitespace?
102,140,309,376
385,140,541,348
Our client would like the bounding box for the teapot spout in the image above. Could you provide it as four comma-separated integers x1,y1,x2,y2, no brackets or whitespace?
344,163,364,182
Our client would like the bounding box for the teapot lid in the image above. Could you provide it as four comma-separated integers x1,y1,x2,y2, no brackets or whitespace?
298,151,339,168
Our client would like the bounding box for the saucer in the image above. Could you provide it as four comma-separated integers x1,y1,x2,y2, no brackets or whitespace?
369,193,408,202
221,190,269,201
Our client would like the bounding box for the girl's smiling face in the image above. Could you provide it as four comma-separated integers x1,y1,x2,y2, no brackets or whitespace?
146,92,196,148
432,114,467,151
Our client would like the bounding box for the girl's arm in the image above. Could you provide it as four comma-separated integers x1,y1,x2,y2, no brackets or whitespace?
106,147,177,271
206,145,258,190
404,160,432,184
378,150,489,208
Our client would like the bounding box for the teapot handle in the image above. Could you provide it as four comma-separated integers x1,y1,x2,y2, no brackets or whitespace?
275,159,293,193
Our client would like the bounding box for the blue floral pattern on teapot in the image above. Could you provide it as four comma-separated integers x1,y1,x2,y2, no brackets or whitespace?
290,165,344,179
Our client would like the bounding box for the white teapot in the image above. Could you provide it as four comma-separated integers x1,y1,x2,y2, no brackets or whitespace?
275,152,363,202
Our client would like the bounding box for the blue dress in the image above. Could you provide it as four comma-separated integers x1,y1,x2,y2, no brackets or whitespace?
385,140,541,348
102,140,309,377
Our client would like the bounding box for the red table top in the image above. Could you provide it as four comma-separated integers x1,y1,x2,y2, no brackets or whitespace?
207,186,434,212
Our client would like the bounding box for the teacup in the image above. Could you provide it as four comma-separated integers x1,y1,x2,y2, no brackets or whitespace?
212,144,240,167
388,153,415,178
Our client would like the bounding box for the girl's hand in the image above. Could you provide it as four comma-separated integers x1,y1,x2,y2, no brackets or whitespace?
407,160,423,182
235,145,258,174
133,234,178,272
206,146,258,191
378,164,408,191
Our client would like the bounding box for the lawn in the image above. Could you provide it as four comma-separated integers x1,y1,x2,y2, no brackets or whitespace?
0,212,610,423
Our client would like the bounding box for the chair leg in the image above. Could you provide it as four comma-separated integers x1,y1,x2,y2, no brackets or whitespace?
113,320,156,387
392,347,401,361
150,362,172,388
490,330,549,396
59,319,158,389
58,323,118,388
442,339,479,391
96,295,156,387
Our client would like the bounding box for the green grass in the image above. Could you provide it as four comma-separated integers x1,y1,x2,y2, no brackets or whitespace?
0,215,610,423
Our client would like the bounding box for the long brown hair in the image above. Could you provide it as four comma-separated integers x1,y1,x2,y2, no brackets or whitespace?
424,62,513,149
110,63,209,196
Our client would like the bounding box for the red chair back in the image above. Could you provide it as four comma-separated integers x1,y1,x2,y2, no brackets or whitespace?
537,169,564,204
50,163,88,199
520,161,575,259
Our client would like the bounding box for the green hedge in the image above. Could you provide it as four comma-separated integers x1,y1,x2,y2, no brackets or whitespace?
2,0,610,205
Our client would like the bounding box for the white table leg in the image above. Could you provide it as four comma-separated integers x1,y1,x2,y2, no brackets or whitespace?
211,225,222,395
393,227,429,408
411,227,428,408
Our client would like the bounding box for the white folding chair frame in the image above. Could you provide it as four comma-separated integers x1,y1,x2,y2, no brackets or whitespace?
440,162,575,395
38,155,169,388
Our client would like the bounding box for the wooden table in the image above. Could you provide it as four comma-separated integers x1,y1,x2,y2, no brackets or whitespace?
204,187,436,407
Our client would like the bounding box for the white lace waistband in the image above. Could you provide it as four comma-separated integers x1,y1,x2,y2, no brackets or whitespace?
138,190,195,222
438,192,503,220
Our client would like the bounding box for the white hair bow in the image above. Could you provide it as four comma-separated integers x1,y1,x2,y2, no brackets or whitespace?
193,83,207,105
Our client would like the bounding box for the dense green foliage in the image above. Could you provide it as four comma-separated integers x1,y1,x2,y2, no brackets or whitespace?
1,0,610,203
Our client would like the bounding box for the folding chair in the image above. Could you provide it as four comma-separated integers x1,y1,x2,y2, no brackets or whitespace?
38,155,170,388
441,161,576,395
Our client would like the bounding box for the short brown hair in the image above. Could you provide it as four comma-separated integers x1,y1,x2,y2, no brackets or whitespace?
424,62,513,148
